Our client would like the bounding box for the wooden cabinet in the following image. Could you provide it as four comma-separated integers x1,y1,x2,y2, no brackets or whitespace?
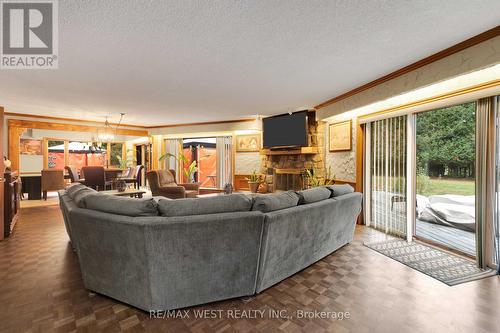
4,171,21,238
234,174,250,190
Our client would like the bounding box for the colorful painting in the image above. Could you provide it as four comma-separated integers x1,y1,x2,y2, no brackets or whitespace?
20,139,43,155
329,120,352,152
236,134,261,152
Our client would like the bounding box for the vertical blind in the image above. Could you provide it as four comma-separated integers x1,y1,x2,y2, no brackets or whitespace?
216,136,233,189
370,115,407,236
164,138,183,182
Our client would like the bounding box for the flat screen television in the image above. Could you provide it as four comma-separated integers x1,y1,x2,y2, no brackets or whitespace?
263,111,308,148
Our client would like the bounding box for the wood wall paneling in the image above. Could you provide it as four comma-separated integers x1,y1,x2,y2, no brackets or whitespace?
0,107,4,240
4,112,147,129
8,119,148,137
147,118,255,129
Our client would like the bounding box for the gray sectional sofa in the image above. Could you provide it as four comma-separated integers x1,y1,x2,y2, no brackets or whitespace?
58,183,362,311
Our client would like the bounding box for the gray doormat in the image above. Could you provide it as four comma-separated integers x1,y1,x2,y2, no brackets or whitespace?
364,239,497,286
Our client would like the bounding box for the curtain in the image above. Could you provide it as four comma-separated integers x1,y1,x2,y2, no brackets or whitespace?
369,115,407,237
476,97,496,269
216,136,232,189
496,96,500,273
164,138,182,182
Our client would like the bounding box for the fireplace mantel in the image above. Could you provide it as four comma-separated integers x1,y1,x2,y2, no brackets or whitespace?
260,146,318,156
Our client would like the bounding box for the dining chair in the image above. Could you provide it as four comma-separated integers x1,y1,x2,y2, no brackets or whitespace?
41,169,66,200
123,165,143,189
65,166,85,184
81,166,108,191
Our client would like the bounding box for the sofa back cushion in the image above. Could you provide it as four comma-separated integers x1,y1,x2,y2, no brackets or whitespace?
72,187,98,207
66,183,87,197
251,191,300,213
326,184,354,197
82,193,159,217
157,193,252,217
158,169,176,186
296,187,331,204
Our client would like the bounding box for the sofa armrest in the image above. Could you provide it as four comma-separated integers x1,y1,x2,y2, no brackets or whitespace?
179,183,200,191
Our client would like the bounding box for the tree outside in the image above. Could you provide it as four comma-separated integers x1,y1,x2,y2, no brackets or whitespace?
416,102,475,196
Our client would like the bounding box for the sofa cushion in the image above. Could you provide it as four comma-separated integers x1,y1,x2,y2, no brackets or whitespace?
157,193,253,217
296,187,332,204
326,184,355,197
72,187,98,207
251,191,300,213
65,183,87,198
82,193,159,217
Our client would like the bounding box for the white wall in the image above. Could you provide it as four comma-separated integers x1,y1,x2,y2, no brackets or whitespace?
324,119,356,182
235,152,261,174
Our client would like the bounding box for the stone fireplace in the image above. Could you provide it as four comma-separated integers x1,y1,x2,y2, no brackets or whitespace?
260,111,325,192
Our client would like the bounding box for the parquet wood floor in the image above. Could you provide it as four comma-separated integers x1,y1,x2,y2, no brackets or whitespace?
0,206,499,332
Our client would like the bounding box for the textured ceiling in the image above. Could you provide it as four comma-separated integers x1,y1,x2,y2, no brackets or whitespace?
1,0,500,126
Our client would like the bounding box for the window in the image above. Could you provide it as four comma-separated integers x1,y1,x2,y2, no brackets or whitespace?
47,140,65,169
68,141,88,172
45,139,124,170
110,143,124,167
87,142,107,167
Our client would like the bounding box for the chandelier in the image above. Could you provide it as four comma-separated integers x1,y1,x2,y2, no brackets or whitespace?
96,113,125,143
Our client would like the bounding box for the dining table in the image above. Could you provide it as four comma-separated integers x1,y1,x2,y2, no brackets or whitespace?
21,168,126,200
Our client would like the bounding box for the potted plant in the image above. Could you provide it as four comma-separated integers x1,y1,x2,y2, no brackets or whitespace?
246,171,262,193
304,167,335,188
159,143,210,183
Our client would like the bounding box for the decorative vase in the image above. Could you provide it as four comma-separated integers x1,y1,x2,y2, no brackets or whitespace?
258,183,268,193
248,181,259,193
224,183,233,194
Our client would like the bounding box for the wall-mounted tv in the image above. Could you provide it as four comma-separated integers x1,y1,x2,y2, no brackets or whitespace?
263,111,308,148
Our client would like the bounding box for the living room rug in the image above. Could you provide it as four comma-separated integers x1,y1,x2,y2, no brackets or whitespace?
364,239,496,286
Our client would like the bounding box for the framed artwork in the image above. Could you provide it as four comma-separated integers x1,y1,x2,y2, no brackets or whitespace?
236,134,261,152
20,139,43,155
329,120,352,152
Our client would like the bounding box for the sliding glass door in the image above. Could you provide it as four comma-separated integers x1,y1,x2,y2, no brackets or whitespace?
364,97,500,266
414,102,476,257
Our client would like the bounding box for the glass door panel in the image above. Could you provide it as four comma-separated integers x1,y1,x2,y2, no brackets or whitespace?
370,116,407,237
415,102,476,256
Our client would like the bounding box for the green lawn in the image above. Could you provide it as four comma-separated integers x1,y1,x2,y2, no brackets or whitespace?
418,177,475,197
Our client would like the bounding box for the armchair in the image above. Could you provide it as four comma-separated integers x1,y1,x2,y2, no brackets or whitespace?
146,169,200,199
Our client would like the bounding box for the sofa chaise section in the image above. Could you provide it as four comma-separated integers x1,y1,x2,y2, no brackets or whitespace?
255,188,362,292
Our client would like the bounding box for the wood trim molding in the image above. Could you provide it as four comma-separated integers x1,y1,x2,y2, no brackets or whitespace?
4,112,146,129
315,25,500,109
146,118,255,129
8,126,27,172
358,78,500,121
8,119,148,137
355,119,364,224
4,113,257,130
151,135,162,170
